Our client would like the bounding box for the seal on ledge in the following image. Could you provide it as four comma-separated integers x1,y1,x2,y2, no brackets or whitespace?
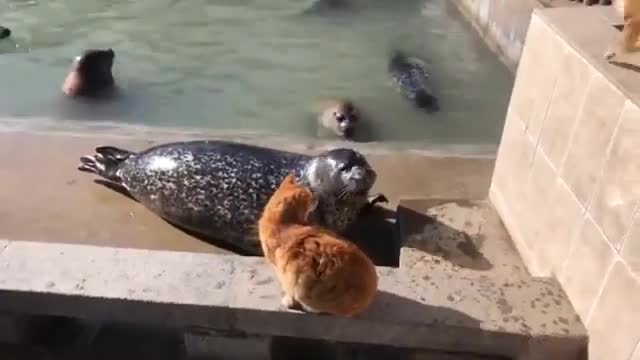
77,140,386,255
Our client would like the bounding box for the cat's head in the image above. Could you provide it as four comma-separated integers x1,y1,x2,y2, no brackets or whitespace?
265,174,318,224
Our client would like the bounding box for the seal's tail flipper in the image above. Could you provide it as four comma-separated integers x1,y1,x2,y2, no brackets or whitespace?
77,146,134,184
415,91,440,112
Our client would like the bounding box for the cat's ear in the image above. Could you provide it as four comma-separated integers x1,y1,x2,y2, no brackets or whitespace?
283,173,297,186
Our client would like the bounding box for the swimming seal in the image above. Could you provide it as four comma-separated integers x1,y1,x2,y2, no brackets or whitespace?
317,99,359,139
62,48,115,98
77,141,386,255
388,51,439,112
0,26,10,40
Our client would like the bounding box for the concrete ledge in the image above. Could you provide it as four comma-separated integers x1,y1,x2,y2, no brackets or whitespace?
0,130,494,259
0,240,587,359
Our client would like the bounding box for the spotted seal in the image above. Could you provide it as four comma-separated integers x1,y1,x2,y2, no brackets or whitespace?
78,141,386,255
317,99,359,139
0,26,10,40
388,51,439,112
62,48,116,98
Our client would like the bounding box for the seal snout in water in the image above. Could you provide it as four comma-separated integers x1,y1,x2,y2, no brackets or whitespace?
0,26,11,39
77,141,381,255
62,48,116,98
388,51,439,112
317,100,359,139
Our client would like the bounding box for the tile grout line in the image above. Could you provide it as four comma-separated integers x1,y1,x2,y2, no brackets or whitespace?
554,72,595,176
576,210,640,284
626,337,640,360
583,98,628,222
521,31,567,169
584,257,617,325
530,44,567,158
549,87,628,280
619,202,640,256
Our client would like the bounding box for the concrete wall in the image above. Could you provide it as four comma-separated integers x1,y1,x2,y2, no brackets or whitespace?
450,0,545,71
490,7,640,360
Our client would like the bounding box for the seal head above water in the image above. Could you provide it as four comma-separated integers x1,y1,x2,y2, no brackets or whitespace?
62,48,115,98
317,99,359,139
0,26,11,40
388,51,439,112
77,141,384,255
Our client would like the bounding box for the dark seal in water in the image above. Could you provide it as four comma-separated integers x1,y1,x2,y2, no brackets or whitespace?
388,51,439,112
78,141,385,255
62,48,116,98
0,26,10,40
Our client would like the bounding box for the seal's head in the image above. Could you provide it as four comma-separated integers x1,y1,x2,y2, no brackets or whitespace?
304,148,376,201
62,48,115,98
320,100,359,139
0,26,11,40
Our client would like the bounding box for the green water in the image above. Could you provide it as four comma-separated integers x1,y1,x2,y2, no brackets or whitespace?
0,0,513,145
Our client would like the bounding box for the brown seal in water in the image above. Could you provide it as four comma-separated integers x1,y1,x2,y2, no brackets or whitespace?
62,48,115,98
317,99,359,139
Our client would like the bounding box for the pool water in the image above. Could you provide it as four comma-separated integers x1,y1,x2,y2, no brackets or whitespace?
0,0,513,146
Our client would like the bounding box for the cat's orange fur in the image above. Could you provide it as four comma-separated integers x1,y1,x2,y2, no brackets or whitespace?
607,0,640,60
258,174,378,317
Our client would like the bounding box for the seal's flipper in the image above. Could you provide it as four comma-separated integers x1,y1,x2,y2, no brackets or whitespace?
77,146,135,184
95,146,134,162
368,193,388,206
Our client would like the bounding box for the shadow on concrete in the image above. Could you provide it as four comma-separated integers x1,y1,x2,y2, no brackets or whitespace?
271,290,487,359
95,179,401,265
82,322,186,360
344,205,400,267
608,60,640,73
364,290,481,327
397,204,493,271
25,317,187,360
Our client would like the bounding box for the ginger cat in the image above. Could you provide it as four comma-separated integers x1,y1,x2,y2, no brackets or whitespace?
258,174,378,317
606,0,640,60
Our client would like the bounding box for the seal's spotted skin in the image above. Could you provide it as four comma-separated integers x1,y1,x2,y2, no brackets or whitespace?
388,51,439,112
78,141,378,255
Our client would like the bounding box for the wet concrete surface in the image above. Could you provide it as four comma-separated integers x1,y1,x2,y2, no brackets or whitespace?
0,130,494,258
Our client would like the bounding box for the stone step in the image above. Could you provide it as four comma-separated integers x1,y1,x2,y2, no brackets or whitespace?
0,240,587,359
396,198,588,359
397,198,529,277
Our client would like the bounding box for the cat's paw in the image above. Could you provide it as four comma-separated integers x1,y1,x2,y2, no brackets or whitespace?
605,50,617,61
281,295,304,312
281,294,295,308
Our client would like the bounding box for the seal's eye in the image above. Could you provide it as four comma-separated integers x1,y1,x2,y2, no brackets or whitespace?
335,113,345,123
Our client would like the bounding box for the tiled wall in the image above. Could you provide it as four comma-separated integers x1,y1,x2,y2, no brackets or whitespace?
489,10,640,360
451,0,543,70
